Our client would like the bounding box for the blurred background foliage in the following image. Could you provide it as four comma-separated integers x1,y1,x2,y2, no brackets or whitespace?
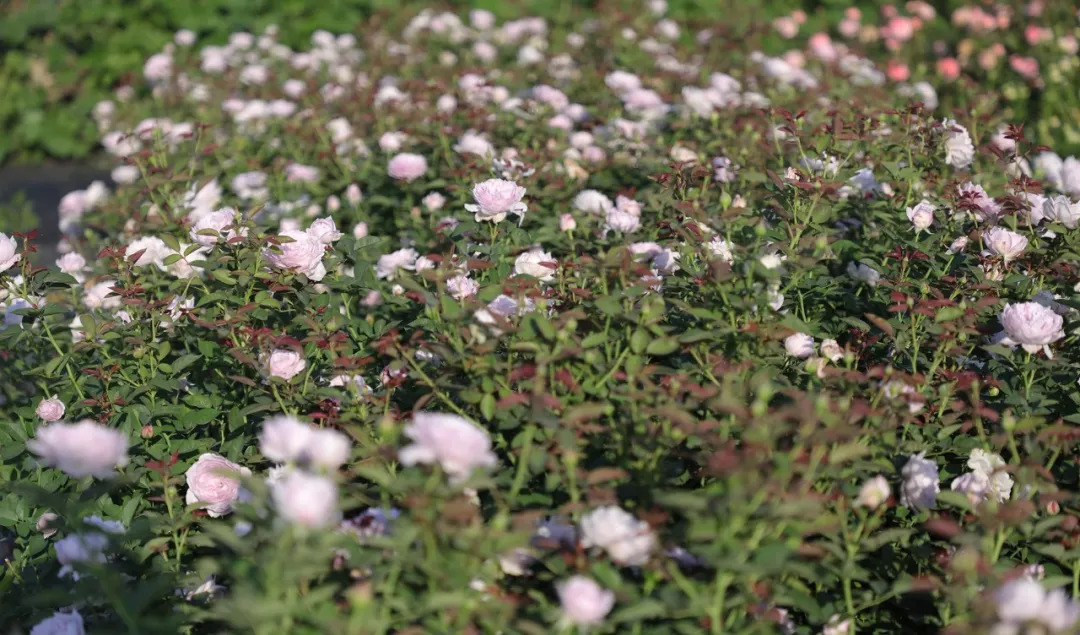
1,0,1078,166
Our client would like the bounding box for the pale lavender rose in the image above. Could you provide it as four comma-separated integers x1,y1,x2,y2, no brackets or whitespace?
399,413,498,483
259,415,351,470
189,207,240,246
982,227,1028,262
465,178,528,223
29,609,86,635
271,471,340,528
1043,195,1080,229
906,199,934,231
375,248,418,280
446,274,479,300
994,578,1080,633
307,218,342,244
285,163,320,183
784,333,815,358
514,247,556,281
185,453,252,517
36,396,66,422
265,349,306,380
557,576,616,626
387,153,428,182
998,302,1064,356
265,229,326,280
28,420,128,478
580,506,656,565
0,232,20,272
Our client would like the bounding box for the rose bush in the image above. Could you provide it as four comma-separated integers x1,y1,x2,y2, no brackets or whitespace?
3,4,1080,634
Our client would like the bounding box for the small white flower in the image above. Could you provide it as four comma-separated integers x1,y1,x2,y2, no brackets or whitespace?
557,576,615,626
906,199,935,231
375,248,418,280
29,420,128,479
856,475,890,509
514,247,556,282
271,470,340,528
784,333,815,359
943,119,975,169
847,262,881,286
579,506,656,566
982,227,1028,263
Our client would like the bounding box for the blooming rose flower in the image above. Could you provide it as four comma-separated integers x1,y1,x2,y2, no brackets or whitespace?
446,274,479,300
271,470,339,528
36,396,65,422
422,192,447,212
465,179,528,223
604,207,641,234
375,248,418,280
55,532,110,579
265,349,306,380
387,153,428,181
906,199,934,231
982,227,1028,263
56,252,87,281
994,578,1080,633
514,247,556,281
557,576,615,626
127,236,171,269
1043,195,1080,229
820,338,843,362
259,415,351,470
29,609,85,635
185,453,252,517
399,412,498,483
942,119,974,169
856,475,890,508
573,190,615,215
307,217,342,244
0,232,20,272
900,452,939,509
559,213,577,231
784,333,815,358
951,471,990,504
265,230,326,281
998,302,1064,355
453,131,495,157
190,207,240,246
580,505,656,566
956,182,1001,222
965,448,1013,503
29,420,128,478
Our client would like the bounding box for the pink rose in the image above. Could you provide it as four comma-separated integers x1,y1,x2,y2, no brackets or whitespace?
399,412,497,483
185,453,251,517
189,207,240,246
387,153,428,182
465,178,528,223
36,396,66,422
266,349,306,380
265,230,326,280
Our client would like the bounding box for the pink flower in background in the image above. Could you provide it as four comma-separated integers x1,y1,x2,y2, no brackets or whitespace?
265,349,306,380
887,60,910,82
185,453,251,517
773,16,799,39
558,576,615,626
466,179,528,223
937,57,961,80
285,163,320,183
265,229,326,280
190,207,240,246
271,471,339,528
399,412,498,483
387,153,428,181
36,396,65,422
1009,55,1039,79
1025,24,1051,45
